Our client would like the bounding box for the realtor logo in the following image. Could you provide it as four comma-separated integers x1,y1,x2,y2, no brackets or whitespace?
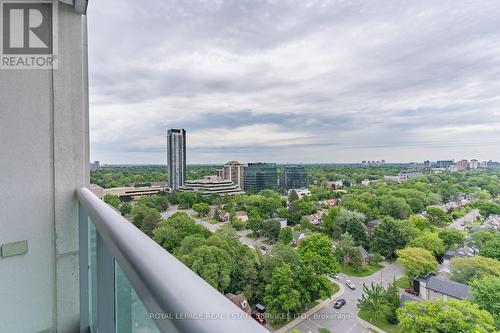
1,0,58,69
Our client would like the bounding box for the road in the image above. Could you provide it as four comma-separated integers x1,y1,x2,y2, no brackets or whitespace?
288,262,403,333
446,209,480,230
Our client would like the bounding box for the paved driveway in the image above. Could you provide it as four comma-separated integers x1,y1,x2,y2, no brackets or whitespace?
446,209,480,230
289,262,403,333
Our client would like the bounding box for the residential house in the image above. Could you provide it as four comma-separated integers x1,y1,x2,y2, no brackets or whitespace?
293,231,307,245
414,273,470,301
357,245,370,264
288,188,311,199
265,218,288,228
225,293,251,315
304,213,323,226
321,199,337,208
235,211,249,222
367,220,381,236
218,211,230,223
440,243,478,275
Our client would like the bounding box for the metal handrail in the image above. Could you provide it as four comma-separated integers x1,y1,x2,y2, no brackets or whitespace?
76,187,268,333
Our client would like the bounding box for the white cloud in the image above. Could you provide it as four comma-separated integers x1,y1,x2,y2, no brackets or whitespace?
88,0,500,164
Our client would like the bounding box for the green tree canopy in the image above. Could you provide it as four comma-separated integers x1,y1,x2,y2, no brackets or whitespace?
397,299,495,333
179,245,233,291
437,228,465,250
450,256,500,284
409,231,445,258
470,275,500,328
192,202,210,217
397,247,438,285
480,234,500,261
264,263,302,317
371,218,411,258
278,227,293,245
298,233,340,274
153,212,211,252
262,219,281,241
426,207,451,226
103,194,121,210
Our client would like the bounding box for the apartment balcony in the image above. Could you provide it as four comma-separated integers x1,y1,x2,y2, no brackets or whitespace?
77,187,267,333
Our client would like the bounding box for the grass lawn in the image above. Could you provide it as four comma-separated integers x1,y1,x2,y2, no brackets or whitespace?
395,276,411,289
340,263,383,277
246,233,259,239
358,306,402,333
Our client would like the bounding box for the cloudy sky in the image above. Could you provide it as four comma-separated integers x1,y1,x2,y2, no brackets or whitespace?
88,0,500,165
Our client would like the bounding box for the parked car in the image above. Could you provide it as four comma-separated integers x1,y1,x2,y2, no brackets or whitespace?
345,280,356,290
252,304,267,325
405,288,418,296
326,272,340,280
260,245,269,251
333,299,346,309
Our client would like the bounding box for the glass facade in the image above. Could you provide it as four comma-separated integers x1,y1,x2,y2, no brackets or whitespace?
243,163,278,193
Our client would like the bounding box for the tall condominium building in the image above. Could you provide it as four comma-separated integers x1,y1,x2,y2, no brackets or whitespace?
223,160,245,188
167,129,187,190
243,163,278,193
279,165,309,190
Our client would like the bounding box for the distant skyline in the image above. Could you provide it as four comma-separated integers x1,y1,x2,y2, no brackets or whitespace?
88,0,500,164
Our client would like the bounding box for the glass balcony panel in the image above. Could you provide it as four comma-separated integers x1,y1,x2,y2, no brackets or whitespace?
115,261,161,333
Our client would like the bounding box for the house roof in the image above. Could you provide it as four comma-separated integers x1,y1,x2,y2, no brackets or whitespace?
367,220,381,227
421,275,470,299
358,245,369,259
224,293,251,314
293,231,305,241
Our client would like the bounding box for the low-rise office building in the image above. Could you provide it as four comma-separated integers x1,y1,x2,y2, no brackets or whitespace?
179,176,244,196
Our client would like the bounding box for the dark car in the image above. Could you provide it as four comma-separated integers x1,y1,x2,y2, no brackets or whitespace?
405,288,418,296
333,299,346,309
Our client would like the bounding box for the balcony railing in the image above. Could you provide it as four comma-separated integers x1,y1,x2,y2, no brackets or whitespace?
77,187,268,333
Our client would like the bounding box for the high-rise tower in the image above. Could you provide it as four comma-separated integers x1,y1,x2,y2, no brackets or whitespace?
167,129,187,190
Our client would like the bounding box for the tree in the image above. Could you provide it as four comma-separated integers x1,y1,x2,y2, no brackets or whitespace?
409,231,445,258
130,205,162,236
119,202,132,216
471,230,495,248
336,232,356,264
247,216,264,235
379,195,411,219
192,203,210,217
350,248,364,272
408,215,430,231
345,218,368,246
153,212,211,252
298,234,340,274
278,227,293,245
371,218,411,259
180,245,233,292
397,299,495,333
437,228,465,250
288,189,299,202
450,256,500,284
321,207,340,238
262,219,281,241
264,264,302,319
287,201,302,226
480,234,500,261
397,247,437,286
103,194,121,210
426,207,451,226
357,282,387,321
470,276,500,328
385,278,400,323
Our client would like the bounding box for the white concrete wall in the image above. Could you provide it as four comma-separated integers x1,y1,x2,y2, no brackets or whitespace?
0,2,88,332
